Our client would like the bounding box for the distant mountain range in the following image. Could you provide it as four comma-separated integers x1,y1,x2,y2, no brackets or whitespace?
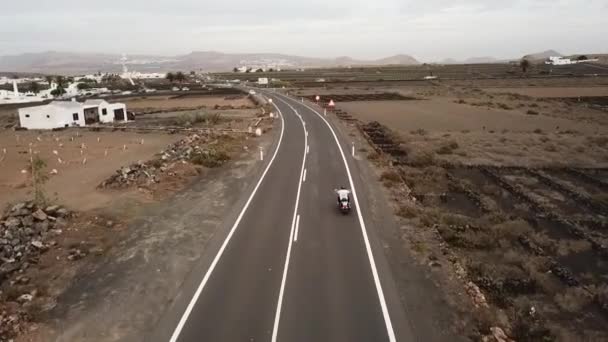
1,49,604,75
0,51,420,75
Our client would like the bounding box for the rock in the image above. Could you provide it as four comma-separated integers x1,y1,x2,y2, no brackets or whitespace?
465,281,489,308
106,220,114,227
4,217,20,229
26,202,34,209
17,208,32,216
30,240,44,249
45,205,60,214
490,327,510,342
34,221,49,232
20,216,34,227
23,227,34,236
56,208,69,217
32,209,47,221
17,294,33,303
54,217,68,228
10,203,26,213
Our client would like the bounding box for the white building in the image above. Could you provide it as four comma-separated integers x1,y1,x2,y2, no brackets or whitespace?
546,56,573,65
258,78,269,85
83,99,127,124
18,100,128,130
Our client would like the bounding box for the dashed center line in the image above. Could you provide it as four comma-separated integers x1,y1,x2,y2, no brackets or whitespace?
294,215,301,242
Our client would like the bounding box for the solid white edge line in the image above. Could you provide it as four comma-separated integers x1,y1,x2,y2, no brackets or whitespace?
278,93,397,342
168,100,286,342
271,97,308,342
303,168,307,183
294,214,301,242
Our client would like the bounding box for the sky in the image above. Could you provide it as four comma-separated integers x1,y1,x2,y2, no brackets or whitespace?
1,0,607,62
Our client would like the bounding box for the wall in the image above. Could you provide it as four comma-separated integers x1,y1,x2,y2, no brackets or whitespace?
18,105,85,129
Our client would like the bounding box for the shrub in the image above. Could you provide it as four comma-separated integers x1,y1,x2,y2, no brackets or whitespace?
587,136,608,148
380,170,401,184
436,141,459,155
411,128,428,136
526,110,539,115
190,149,230,168
408,150,435,166
544,144,558,152
497,103,512,110
397,205,418,219
533,129,543,134
455,99,467,104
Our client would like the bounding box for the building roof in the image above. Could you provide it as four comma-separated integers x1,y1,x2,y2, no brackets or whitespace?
50,101,83,109
84,99,108,106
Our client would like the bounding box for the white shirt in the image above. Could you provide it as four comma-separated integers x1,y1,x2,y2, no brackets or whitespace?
337,189,350,200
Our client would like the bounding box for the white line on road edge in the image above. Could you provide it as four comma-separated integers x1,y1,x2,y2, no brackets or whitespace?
303,168,307,183
277,94,397,342
294,214,301,242
168,100,286,342
271,96,308,342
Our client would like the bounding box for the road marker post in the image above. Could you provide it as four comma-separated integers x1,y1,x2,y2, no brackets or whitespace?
259,147,264,161
324,108,327,116
352,142,355,157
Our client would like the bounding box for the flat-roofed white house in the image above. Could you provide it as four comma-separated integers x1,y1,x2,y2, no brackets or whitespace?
18,100,128,129
18,101,85,129
83,99,127,124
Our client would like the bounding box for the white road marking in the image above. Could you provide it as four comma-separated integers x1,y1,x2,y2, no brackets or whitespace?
303,168,307,183
277,94,397,342
168,101,286,342
270,97,308,342
294,215,301,242
307,145,310,155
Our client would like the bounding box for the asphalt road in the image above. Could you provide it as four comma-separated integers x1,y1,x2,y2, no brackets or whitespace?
156,91,412,342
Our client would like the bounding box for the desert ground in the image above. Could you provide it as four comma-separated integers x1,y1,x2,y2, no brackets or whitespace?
293,72,608,341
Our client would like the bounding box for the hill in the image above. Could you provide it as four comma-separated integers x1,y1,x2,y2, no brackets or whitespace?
523,50,562,61
0,51,419,74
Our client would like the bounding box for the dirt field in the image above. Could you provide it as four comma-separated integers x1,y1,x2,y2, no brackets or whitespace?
339,99,600,133
121,95,255,113
0,130,181,211
484,87,608,98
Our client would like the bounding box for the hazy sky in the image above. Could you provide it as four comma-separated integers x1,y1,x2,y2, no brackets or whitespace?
1,0,606,61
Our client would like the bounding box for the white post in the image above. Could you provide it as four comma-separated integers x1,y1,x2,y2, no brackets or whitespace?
301,97,304,103
324,108,327,116
351,142,355,157
259,147,264,161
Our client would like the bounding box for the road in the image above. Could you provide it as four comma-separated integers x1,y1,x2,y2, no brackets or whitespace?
153,91,412,342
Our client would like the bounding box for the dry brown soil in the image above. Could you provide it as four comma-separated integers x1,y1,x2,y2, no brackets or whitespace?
0,130,181,211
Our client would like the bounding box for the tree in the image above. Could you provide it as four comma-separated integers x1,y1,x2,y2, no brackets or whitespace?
45,75,54,85
520,59,531,73
30,81,40,94
77,83,91,90
255,68,264,73
268,68,274,72
233,67,239,73
30,154,49,206
50,88,66,96
577,55,588,61
166,72,176,83
175,71,186,83
190,71,196,76
55,75,66,88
